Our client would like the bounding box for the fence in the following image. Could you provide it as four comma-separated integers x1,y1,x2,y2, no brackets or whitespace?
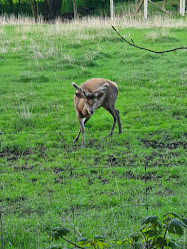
0,130,186,248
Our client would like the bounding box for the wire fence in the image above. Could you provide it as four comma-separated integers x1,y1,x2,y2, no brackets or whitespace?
0,130,186,249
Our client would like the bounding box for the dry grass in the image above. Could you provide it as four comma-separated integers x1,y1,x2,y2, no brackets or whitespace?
1,13,186,69
0,14,187,29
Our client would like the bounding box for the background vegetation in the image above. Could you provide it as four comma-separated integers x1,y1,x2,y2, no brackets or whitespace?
0,0,185,20
0,14,186,249
0,0,121,18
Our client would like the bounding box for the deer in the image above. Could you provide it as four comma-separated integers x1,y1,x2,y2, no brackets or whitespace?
72,78,122,148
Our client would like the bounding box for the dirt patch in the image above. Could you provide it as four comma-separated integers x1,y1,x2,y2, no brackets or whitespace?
141,138,186,150
0,146,46,161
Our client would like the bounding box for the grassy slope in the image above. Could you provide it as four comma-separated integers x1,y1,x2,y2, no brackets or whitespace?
0,18,186,248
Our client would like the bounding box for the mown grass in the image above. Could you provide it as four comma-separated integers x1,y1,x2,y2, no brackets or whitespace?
0,16,187,249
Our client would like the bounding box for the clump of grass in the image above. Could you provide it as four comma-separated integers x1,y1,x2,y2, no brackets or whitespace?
146,29,179,43
18,104,33,121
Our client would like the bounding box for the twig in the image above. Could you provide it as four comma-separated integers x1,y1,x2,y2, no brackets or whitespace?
162,229,168,249
62,236,85,249
112,26,187,54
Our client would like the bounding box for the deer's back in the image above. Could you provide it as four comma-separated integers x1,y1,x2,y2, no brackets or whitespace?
74,78,118,116
80,78,118,94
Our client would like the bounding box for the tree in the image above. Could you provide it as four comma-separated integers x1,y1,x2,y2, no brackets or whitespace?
8,0,13,13
44,0,62,21
30,0,38,22
73,0,77,18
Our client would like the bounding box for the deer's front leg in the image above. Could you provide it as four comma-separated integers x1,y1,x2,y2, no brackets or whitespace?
79,118,85,148
74,117,90,145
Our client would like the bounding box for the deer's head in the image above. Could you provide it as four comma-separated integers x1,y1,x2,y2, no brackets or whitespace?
72,82,109,115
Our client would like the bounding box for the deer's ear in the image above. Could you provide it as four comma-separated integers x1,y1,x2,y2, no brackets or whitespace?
96,91,104,98
75,91,84,98
72,82,89,98
94,83,109,98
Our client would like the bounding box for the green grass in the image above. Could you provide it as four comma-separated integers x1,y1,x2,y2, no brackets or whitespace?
0,16,187,249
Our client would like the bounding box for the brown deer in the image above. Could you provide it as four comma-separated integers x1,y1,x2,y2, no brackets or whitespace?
72,78,122,148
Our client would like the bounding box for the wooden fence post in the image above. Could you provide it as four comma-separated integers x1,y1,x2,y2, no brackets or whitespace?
110,0,114,22
180,0,186,16
144,0,148,19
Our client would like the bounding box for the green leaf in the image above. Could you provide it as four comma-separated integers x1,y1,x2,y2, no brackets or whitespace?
164,212,180,219
164,216,172,223
86,241,92,248
157,221,163,229
102,242,109,247
142,216,158,225
115,240,122,245
122,238,132,245
154,236,167,248
97,240,109,249
77,237,88,242
77,237,89,246
143,229,157,240
52,227,70,237
53,231,60,241
46,245,62,249
109,241,116,244
168,241,179,249
140,225,150,233
128,232,141,242
94,235,105,241
168,219,185,236
181,217,187,225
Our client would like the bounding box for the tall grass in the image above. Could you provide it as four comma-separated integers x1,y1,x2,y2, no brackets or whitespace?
0,14,187,28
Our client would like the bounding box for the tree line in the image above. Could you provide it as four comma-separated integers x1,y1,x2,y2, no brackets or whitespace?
0,0,128,21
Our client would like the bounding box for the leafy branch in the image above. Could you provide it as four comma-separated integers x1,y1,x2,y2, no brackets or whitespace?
47,227,108,249
112,26,187,54
46,212,186,249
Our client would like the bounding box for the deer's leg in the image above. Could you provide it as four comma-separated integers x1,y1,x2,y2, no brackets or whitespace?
107,108,117,136
115,109,122,134
74,117,90,146
107,107,122,136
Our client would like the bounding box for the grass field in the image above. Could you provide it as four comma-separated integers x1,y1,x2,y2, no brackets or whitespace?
0,15,187,249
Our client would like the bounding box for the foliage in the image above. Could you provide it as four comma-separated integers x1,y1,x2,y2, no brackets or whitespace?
137,212,186,248
77,236,109,249
47,227,108,249
49,227,70,242
110,212,187,248
47,212,186,249
0,0,185,18
0,0,112,17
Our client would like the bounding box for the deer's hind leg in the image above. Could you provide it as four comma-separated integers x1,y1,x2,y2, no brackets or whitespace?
107,106,122,136
115,109,122,134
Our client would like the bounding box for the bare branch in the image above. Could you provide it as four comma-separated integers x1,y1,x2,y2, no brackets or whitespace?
112,26,187,54
62,236,85,249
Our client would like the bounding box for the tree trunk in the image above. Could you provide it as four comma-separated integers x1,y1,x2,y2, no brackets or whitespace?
30,0,38,22
44,0,62,21
73,0,77,19
8,0,13,13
